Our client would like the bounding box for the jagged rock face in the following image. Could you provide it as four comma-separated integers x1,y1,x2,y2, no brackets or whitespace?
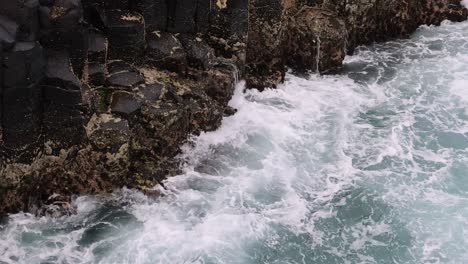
284,7,346,73
0,0,466,215
311,0,468,53
146,31,187,72
245,0,290,89
0,0,242,215
245,0,468,88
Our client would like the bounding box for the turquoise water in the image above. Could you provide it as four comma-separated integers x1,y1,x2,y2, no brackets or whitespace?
1,21,468,264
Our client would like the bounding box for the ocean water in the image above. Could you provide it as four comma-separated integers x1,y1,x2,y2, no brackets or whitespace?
1,21,468,264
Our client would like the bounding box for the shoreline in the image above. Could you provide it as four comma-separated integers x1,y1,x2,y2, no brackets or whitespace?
0,0,467,216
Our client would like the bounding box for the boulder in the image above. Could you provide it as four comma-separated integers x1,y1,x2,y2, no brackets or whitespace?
137,83,163,102
108,60,137,74
87,63,106,86
48,0,83,29
420,0,468,25
43,49,81,90
87,113,130,152
0,0,40,41
110,91,142,117
179,36,215,70
146,31,186,72
106,71,145,90
201,67,236,106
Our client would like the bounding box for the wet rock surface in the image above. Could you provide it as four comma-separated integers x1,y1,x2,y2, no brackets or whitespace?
0,0,466,215
245,0,468,88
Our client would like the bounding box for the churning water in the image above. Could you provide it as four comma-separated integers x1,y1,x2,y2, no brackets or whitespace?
2,21,468,264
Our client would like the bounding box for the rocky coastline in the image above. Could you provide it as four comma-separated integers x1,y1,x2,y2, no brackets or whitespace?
0,0,466,216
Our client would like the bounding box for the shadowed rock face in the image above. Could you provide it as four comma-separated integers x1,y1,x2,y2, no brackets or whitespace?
0,0,466,215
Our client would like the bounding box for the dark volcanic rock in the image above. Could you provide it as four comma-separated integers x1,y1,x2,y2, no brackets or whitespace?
42,85,82,106
106,10,145,62
87,114,130,152
0,0,40,41
135,0,167,31
110,91,142,117
88,31,108,64
38,0,88,77
106,71,145,90
3,42,45,89
87,63,106,86
39,0,55,6
42,50,84,150
166,0,196,33
146,31,187,72
2,85,42,146
1,41,45,158
108,60,136,74
43,49,81,90
245,0,291,89
138,83,163,102
0,16,19,50
207,0,249,68
179,36,216,70
285,8,347,73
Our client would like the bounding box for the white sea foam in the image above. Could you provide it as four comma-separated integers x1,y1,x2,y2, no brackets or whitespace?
462,0,468,8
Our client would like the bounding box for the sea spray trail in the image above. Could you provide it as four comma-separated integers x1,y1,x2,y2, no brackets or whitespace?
1,21,468,264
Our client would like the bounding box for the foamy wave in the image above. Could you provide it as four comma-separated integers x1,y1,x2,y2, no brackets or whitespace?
462,0,468,8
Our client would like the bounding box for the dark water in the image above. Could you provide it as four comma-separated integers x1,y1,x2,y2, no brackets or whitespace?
1,21,468,264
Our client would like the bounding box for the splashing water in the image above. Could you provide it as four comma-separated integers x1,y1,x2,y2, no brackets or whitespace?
462,0,468,8
1,21,468,264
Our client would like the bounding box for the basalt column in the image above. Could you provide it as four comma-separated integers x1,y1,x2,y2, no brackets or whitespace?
0,1,46,163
